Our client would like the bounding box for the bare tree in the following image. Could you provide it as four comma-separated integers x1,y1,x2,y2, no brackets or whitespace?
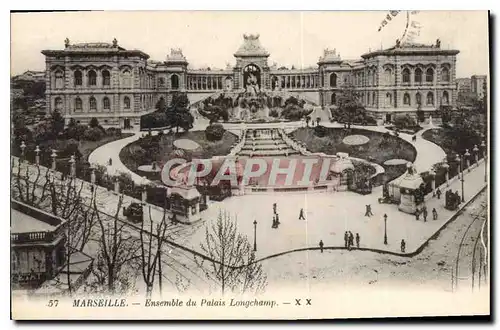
11,159,52,208
196,210,267,295
140,205,170,299
92,194,141,294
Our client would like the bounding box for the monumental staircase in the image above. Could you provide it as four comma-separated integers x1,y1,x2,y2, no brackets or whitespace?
236,128,301,157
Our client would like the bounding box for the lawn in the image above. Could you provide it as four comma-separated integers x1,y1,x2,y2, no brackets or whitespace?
119,130,238,178
291,127,417,185
80,133,134,160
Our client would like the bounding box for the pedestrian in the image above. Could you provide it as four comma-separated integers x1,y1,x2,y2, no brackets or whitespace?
365,204,373,217
415,209,420,221
299,208,306,220
422,207,428,222
275,213,280,225
432,208,438,220
355,233,360,248
436,187,442,200
109,157,113,166
401,239,406,253
319,240,324,253
272,214,277,228
349,232,354,250
344,231,349,248
273,203,277,214
90,185,94,193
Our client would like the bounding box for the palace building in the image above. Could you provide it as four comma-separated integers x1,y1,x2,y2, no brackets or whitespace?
42,34,459,128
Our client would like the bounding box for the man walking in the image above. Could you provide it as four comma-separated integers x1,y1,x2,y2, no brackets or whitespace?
344,231,349,248
365,204,373,217
415,209,420,221
355,233,360,248
299,208,306,220
422,207,428,222
319,240,324,253
273,203,277,214
401,239,406,253
436,187,442,200
432,208,438,220
275,213,280,225
349,232,354,250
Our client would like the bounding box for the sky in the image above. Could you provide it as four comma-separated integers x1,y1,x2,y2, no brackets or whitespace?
10,11,489,77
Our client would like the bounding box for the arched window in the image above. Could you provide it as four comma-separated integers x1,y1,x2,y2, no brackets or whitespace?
414,68,423,84
331,93,336,105
367,92,371,105
121,69,131,88
367,71,372,86
54,97,63,110
372,92,377,106
171,74,179,89
426,92,434,105
330,73,337,87
442,91,450,105
89,96,97,111
402,68,410,84
441,67,450,82
386,92,392,106
124,96,131,109
88,70,97,86
403,93,411,105
55,70,64,89
426,68,434,83
371,70,376,85
102,70,111,86
75,97,82,111
158,77,165,87
416,92,422,106
74,70,82,86
103,97,110,110
384,68,392,85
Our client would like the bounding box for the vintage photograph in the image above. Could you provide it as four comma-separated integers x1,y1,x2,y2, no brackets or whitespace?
10,10,490,319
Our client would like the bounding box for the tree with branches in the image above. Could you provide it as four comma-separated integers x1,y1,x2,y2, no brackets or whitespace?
196,211,267,295
140,204,171,299
91,194,141,294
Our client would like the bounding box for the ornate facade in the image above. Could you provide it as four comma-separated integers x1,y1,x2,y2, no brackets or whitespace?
42,35,459,127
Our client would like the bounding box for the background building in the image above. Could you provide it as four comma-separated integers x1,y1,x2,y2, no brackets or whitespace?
42,35,460,127
471,74,487,99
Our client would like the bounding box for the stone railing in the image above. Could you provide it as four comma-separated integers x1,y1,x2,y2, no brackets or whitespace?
229,129,247,156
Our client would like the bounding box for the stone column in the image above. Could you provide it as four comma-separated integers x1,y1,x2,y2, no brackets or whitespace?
69,155,76,177
51,150,57,171
35,145,40,166
114,178,120,194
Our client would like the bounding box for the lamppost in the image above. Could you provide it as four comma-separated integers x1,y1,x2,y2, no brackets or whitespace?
253,220,257,251
455,150,470,203
383,213,388,245
481,140,487,183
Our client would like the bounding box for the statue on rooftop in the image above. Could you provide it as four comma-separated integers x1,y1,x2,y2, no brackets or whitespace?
396,39,401,47
64,38,70,48
113,38,118,47
436,38,441,48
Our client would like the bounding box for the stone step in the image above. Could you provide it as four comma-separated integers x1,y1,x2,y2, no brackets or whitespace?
241,144,289,151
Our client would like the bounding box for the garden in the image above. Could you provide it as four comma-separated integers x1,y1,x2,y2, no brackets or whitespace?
119,125,238,181
290,126,417,186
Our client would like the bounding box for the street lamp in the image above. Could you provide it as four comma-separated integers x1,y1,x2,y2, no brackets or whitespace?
383,213,388,245
481,140,487,183
253,220,257,251
455,151,469,203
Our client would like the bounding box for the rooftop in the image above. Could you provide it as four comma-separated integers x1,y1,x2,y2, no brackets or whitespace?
41,38,150,59
11,209,55,233
361,40,459,59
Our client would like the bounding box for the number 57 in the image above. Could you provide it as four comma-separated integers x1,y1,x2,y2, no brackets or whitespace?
48,300,59,307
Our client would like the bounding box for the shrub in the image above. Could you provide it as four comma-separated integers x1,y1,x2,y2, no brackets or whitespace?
106,127,117,136
416,109,425,123
205,123,225,141
89,117,100,128
83,127,104,141
313,125,327,138
269,108,279,118
394,114,417,129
